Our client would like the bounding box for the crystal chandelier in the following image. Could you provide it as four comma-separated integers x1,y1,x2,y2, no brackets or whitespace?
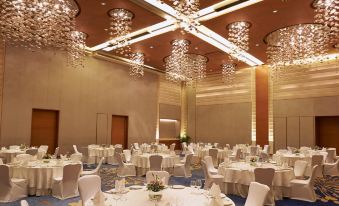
0,0,79,50
227,21,251,59
265,24,330,70
165,39,207,84
221,63,236,84
129,52,145,78
67,31,87,68
170,0,200,31
108,8,134,56
313,0,339,44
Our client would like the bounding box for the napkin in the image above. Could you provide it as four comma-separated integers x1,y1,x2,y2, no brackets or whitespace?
209,183,223,206
92,191,106,206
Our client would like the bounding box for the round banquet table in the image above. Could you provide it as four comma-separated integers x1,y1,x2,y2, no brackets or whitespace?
131,153,180,176
0,149,25,163
278,151,327,167
218,161,295,200
8,159,76,196
197,148,230,161
87,187,235,206
88,147,115,163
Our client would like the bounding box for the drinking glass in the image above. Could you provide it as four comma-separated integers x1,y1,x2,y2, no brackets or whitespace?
196,179,202,191
190,180,196,189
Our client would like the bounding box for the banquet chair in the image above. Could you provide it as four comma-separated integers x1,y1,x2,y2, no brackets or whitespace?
115,144,123,148
260,152,269,162
169,143,176,152
204,156,218,175
287,146,296,153
25,148,38,156
115,153,136,177
146,171,170,185
244,182,270,206
70,153,83,162
15,154,32,162
52,163,82,199
149,155,163,171
209,148,219,167
311,155,324,177
290,165,318,202
326,148,336,163
81,157,104,176
213,143,219,148
38,145,48,152
123,150,132,163
0,158,3,164
133,143,140,150
20,200,29,206
230,148,242,161
225,144,231,150
0,165,28,202
52,147,60,159
254,168,275,205
9,145,20,150
73,145,82,154
250,146,258,156
323,159,339,176
174,154,192,177
201,161,224,189
115,147,123,154
294,160,308,179
263,145,270,154
78,175,102,206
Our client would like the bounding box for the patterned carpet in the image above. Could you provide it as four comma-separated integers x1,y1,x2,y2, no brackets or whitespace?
1,164,338,206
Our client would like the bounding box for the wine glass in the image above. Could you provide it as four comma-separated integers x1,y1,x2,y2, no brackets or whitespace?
190,180,196,189
196,179,202,192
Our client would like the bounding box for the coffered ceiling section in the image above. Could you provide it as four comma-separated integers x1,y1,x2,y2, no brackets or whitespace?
75,0,321,72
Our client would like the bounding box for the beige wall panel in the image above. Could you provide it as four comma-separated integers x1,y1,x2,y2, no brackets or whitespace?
286,117,300,148
313,96,339,116
159,104,181,120
96,113,108,144
299,116,314,147
274,117,287,150
1,47,158,147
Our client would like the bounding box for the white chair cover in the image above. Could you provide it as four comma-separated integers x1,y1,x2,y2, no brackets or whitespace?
53,147,60,159
249,146,258,156
174,154,192,177
38,145,48,152
201,161,224,189
79,175,102,206
290,165,318,202
209,148,219,167
324,159,339,176
326,148,336,163
244,182,270,206
133,143,140,150
81,157,104,176
115,153,136,177
149,155,163,171
146,171,170,185
73,145,80,154
312,155,324,177
169,143,175,152
263,145,270,154
114,147,123,154
70,153,83,162
294,160,308,178
254,168,275,205
0,165,28,202
123,150,132,163
204,156,218,175
21,200,29,206
52,163,82,199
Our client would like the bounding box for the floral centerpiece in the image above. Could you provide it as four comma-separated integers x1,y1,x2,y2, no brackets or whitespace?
249,156,257,166
147,174,165,201
19,144,26,150
42,154,52,163
294,149,300,155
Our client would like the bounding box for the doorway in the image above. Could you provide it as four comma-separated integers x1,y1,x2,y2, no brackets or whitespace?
111,115,128,148
315,116,339,151
31,109,59,154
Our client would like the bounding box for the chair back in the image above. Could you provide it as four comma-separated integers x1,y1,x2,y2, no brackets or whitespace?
235,148,242,161
62,164,81,196
201,160,211,179
0,165,12,196
326,148,336,163
225,144,230,150
26,148,38,156
203,156,215,174
146,171,170,185
287,146,296,153
294,160,308,177
308,165,319,185
312,155,324,167
114,147,123,154
123,150,131,162
185,154,193,168
73,145,80,154
260,152,269,162
254,168,275,187
93,157,104,174
169,143,175,152
263,145,270,154
16,154,32,162
38,145,48,152
78,175,101,206
149,155,163,171
70,153,82,162
20,200,29,206
53,147,60,158
244,182,270,206
133,143,140,150
115,144,123,148
209,148,218,165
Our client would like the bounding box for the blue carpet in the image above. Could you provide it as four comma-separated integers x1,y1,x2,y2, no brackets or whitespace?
1,164,338,206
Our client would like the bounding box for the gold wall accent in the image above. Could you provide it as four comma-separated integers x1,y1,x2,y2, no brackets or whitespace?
0,40,4,142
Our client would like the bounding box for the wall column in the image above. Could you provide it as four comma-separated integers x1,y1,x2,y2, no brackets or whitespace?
0,40,5,144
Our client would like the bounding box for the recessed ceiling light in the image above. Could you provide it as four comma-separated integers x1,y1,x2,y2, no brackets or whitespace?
101,2,106,6
194,46,199,50
255,44,260,47
104,28,108,31
273,10,278,13
150,46,154,49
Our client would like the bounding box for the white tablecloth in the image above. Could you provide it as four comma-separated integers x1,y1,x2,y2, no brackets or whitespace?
218,162,295,200
131,153,180,176
0,149,25,163
8,159,76,196
278,151,327,167
197,148,230,160
86,187,235,206
88,147,115,158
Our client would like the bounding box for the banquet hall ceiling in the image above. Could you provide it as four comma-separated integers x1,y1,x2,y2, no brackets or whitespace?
75,0,324,73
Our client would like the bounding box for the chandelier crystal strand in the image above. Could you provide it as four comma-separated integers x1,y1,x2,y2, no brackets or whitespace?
66,31,87,69
165,39,207,84
129,52,145,78
265,24,330,75
0,0,79,50
221,63,236,85
313,0,339,44
170,0,200,31
108,8,134,57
